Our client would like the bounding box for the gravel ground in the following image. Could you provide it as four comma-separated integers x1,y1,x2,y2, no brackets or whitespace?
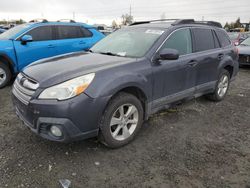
0,68,250,188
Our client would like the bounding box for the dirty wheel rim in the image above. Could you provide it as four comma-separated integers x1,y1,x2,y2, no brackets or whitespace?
0,68,6,85
217,74,229,98
110,104,139,141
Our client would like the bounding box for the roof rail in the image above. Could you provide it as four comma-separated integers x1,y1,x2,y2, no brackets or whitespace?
130,19,179,26
29,19,48,23
130,19,222,28
57,19,76,23
172,19,222,28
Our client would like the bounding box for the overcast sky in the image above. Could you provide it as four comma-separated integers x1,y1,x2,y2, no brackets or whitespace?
0,0,249,25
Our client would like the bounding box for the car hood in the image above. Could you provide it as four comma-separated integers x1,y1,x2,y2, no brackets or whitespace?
23,52,136,88
237,45,250,55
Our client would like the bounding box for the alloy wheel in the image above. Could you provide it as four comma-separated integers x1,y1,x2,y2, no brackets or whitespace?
110,104,139,141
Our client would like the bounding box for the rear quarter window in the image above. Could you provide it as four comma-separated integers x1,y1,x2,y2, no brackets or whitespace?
192,28,215,52
215,30,231,47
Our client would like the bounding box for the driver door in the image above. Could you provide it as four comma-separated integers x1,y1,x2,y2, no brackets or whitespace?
152,28,197,109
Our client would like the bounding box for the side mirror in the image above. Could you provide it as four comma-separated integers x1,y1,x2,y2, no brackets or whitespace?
158,48,179,61
21,35,33,45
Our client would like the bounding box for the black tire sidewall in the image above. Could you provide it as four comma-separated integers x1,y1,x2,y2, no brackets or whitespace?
99,92,144,148
0,63,11,89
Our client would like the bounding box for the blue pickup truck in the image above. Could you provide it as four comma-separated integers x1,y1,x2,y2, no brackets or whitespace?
0,20,104,88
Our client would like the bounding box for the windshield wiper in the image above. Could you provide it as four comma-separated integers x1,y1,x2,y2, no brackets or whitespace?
99,52,122,57
87,49,93,53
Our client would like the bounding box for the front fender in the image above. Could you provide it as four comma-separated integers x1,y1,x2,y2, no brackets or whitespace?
85,70,151,100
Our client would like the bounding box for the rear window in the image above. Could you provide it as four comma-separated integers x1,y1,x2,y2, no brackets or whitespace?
56,26,85,39
192,28,215,52
216,30,232,47
26,26,53,41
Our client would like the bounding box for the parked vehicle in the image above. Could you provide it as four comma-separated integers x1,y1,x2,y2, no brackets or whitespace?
227,32,250,46
12,19,239,148
0,19,104,88
237,37,250,66
0,28,6,34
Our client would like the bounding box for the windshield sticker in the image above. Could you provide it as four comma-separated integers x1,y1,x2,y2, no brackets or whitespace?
145,29,164,35
117,52,127,56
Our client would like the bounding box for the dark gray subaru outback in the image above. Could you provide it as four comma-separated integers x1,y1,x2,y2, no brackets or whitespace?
12,19,239,148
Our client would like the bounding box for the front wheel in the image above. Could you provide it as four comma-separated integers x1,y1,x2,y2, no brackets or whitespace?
206,69,230,102
99,92,144,148
0,63,11,89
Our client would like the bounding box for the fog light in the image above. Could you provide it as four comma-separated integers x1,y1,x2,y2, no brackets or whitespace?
50,126,62,137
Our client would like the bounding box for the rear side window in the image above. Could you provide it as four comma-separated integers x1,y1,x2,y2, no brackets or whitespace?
162,28,192,55
56,26,84,39
81,27,93,37
26,26,53,41
215,30,231,47
192,28,215,52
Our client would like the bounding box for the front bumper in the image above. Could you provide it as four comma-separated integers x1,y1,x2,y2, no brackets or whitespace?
12,92,109,142
238,54,250,65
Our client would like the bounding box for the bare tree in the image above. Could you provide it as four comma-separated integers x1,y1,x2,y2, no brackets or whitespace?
121,14,133,25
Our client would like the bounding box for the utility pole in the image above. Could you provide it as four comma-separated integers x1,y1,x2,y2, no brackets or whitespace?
129,4,132,17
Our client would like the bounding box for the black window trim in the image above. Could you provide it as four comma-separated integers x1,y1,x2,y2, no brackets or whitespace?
17,25,56,41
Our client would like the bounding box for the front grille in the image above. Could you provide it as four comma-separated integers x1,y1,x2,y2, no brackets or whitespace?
12,74,39,105
239,55,250,64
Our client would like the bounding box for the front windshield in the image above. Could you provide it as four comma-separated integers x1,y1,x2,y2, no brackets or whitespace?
0,24,30,40
228,32,239,40
241,38,250,46
91,28,164,58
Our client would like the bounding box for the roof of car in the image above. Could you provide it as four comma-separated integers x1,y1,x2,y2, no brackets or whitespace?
130,19,223,30
27,21,93,29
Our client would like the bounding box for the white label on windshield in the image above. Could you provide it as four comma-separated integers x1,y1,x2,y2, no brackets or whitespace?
117,52,127,56
145,29,164,35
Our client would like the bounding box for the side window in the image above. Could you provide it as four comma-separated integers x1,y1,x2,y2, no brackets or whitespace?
192,28,215,52
162,28,192,55
56,26,84,39
81,27,93,38
215,30,231,47
25,26,53,41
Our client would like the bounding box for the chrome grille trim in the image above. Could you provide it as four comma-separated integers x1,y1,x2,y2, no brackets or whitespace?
12,73,39,105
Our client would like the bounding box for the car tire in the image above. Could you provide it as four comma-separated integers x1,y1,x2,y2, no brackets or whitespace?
206,69,230,102
99,92,144,148
0,62,11,89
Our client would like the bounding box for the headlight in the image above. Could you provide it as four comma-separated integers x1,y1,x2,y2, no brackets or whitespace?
38,73,95,100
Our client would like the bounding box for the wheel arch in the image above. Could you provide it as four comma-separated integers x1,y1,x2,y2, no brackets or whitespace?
0,54,16,75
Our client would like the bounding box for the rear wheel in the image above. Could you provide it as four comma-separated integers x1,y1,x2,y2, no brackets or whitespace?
0,63,11,89
99,92,144,148
206,69,230,102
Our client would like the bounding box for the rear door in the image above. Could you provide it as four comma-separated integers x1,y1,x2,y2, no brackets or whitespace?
14,25,58,70
191,28,221,93
152,28,197,108
54,25,94,55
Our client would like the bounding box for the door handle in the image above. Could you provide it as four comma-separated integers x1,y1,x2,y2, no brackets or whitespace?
187,60,198,67
218,53,224,60
79,41,86,45
47,44,55,48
